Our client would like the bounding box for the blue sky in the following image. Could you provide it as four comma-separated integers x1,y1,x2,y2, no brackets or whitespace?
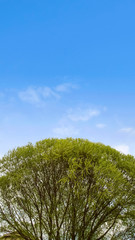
0,0,135,156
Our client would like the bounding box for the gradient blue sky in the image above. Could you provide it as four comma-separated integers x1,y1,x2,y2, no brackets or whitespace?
0,0,135,156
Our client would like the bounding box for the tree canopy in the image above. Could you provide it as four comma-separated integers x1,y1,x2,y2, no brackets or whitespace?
0,138,134,240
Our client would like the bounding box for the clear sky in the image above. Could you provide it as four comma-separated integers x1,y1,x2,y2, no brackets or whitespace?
0,0,135,156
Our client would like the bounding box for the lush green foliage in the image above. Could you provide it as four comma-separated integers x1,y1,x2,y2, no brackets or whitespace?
0,138,134,240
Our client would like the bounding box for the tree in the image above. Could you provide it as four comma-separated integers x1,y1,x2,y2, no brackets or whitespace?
0,138,134,240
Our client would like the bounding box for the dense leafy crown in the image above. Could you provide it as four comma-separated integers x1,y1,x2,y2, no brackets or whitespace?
0,138,135,240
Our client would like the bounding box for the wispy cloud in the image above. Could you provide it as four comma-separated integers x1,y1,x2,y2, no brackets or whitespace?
114,144,130,155
96,123,106,129
19,87,41,104
53,125,79,137
55,83,78,92
119,127,134,134
19,86,60,103
18,83,77,105
38,87,59,98
67,108,100,122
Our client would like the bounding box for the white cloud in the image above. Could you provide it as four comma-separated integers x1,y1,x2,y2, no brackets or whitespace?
18,87,60,105
55,83,77,92
119,128,135,134
114,144,130,155
18,83,77,105
18,87,40,104
96,123,106,129
53,126,79,137
68,108,100,122
38,87,59,98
